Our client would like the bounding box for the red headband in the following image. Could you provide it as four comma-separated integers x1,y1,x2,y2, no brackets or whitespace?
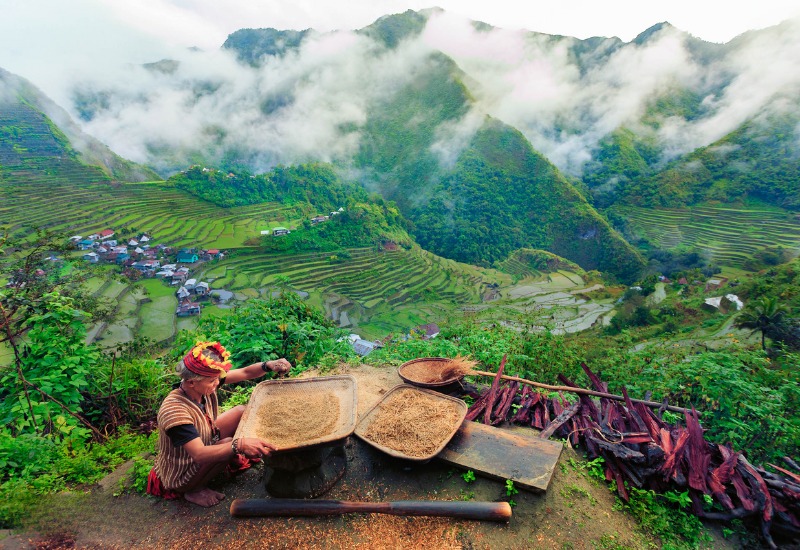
182,341,232,378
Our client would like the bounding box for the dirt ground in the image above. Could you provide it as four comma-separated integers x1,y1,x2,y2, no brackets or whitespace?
1,364,740,550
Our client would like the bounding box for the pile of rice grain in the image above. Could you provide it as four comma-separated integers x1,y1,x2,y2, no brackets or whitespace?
362,388,463,458
254,392,340,448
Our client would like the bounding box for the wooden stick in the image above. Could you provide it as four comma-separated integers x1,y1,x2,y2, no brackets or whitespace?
467,370,691,414
230,499,512,522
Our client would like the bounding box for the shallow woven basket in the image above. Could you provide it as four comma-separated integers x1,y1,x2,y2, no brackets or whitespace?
397,357,462,388
235,375,357,452
354,384,467,462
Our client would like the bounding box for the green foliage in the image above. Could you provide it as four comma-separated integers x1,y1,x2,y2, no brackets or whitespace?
610,110,800,210
0,292,103,440
169,163,368,211
505,479,518,497
601,348,799,463
461,470,476,483
174,293,353,380
368,319,586,385
735,295,790,350
259,199,411,254
615,487,711,550
0,428,155,527
412,121,645,282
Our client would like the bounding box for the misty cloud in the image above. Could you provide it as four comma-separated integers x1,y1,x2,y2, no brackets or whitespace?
3,6,799,179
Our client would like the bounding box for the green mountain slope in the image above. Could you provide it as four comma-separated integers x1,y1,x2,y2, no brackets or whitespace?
616,109,800,209
581,23,798,212
411,120,645,281
0,68,159,182
220,25,646,281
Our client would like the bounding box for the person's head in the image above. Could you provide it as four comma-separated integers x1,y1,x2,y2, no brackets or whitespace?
177,341,232,394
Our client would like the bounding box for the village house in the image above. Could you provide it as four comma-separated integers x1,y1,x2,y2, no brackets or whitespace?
311,215,329,224
176,301,201,316
176,286,191,300
176,249,199,263
194,281,210,296
203,249,223,260
413,323,440,340
99,229,115,240
77,239,95,250
82,252,99,263
352,338,379,356
170,271,188,285
132,260,160,274
272,227,290,236
704,277,729,292
184,278,197,291
703,294,744,314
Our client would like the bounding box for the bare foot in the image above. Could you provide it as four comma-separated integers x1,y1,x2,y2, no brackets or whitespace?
184,487,226,507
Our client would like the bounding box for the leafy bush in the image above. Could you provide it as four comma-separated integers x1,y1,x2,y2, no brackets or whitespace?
602,348,799,463
174,293,354,380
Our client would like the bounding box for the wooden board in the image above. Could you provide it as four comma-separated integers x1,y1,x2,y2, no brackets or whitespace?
437,421,563,493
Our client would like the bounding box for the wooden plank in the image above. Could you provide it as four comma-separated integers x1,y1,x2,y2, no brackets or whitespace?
438,421,563,492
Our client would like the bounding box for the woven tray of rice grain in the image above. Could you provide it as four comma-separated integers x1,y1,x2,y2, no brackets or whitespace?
397,356,476,388
354,384,467,461
234,375,357,452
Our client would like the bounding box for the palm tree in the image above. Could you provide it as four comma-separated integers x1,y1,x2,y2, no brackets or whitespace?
735,295,789,350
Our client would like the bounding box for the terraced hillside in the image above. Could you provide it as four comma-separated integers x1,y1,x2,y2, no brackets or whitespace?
0,171,289,248
199,246,494,338
614,205,800,268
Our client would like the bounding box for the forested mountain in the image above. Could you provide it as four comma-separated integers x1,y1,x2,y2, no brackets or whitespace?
3,9,799,283
591,105,800,209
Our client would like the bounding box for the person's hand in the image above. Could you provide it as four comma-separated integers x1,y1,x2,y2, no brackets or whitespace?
238,437,277,459
265,358,291,375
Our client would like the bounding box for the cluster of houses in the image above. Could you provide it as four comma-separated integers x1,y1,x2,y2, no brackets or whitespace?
655,274,744,314
73,230,160,266
72,231,225,318
260,207,345,237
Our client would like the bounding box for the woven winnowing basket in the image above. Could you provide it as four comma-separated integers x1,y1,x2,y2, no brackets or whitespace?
398,357,461,388
235,375,357,452
354,384,467,461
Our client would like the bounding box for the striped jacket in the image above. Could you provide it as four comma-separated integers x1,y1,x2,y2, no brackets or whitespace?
154,389,220,490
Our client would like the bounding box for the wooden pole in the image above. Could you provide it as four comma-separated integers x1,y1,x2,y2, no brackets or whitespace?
467,370,690,414
230,499,512,522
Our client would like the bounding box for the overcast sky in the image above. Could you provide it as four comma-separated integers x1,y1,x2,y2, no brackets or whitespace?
1,0,797,105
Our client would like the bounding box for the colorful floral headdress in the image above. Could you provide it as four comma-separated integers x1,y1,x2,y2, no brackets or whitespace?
182,341,232,378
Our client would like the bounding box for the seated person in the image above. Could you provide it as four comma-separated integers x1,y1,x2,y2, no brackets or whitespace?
147,341,291,507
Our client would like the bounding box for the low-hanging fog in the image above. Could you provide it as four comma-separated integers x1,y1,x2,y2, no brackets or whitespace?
4,7,800,177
